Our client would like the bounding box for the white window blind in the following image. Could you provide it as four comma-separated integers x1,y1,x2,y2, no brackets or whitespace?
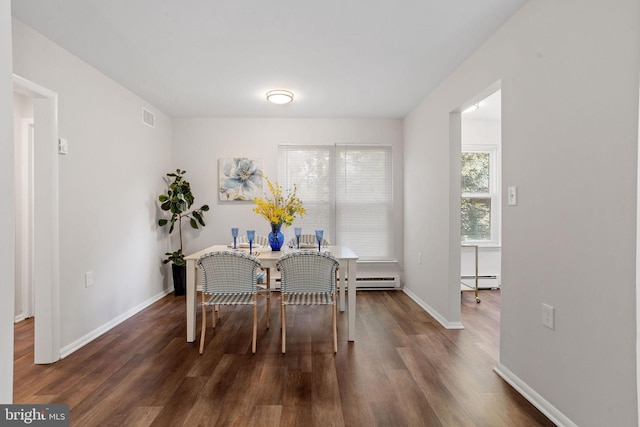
278,144,393,260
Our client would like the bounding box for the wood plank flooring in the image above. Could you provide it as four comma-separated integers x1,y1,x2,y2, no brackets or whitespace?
14,290,554,426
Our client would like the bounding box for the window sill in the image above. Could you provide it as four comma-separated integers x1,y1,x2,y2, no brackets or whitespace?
461,243,501,249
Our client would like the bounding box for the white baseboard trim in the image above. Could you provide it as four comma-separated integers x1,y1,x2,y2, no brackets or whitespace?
402,288,464,329
494,363,577,427
59,288,174,359
14,313,26,323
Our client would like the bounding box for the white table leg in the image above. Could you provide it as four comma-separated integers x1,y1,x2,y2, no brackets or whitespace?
347,259,357,341
186,259,197,342
338,266,346,312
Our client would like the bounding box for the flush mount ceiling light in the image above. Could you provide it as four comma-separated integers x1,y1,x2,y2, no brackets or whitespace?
463,103,480,113
266,90,294,105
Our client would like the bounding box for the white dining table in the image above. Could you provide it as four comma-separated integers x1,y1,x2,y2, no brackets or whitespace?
184,245,359,342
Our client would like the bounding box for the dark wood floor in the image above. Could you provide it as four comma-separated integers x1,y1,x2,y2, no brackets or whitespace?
14,289,554,426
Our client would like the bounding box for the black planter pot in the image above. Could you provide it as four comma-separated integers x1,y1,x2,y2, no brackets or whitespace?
171,263,187,296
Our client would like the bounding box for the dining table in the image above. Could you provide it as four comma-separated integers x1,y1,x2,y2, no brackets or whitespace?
184,244,359,342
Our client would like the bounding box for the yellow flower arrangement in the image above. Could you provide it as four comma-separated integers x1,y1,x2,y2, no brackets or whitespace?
253,176,305,227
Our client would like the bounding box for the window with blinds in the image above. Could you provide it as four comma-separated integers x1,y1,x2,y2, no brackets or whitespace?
278,144,393,261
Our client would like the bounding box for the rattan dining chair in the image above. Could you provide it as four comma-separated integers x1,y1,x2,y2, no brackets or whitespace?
276,251,339,353
286,234,330,248
230,234,268,282
234,234,270,321
196,251,262,354
236,234,269,248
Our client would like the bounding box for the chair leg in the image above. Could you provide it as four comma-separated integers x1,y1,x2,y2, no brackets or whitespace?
252,296,257,354
332,297,338,353
281,298,286,354
199,302,207,355
266,268,271,329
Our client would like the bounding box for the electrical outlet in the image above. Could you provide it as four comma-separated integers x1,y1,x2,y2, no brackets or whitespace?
542,303,554,330
85,271,94,288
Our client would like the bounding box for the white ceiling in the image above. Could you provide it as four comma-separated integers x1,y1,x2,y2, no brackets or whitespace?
11,1,525,119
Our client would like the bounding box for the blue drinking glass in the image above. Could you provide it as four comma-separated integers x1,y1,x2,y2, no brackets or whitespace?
247,230,255,254
231,227,239,249
315,230,323,251
294,227,302,249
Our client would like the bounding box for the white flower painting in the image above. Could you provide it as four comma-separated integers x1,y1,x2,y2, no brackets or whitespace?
219,157,263,201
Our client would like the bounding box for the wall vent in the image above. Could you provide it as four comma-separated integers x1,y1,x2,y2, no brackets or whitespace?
142,108,155,128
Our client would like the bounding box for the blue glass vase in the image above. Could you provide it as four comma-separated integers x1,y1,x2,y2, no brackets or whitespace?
268,223,285,251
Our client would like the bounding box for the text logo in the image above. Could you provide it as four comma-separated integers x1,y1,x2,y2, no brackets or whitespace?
0,405,69,426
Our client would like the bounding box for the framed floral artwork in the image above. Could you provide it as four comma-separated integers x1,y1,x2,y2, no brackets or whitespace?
218,157,263,201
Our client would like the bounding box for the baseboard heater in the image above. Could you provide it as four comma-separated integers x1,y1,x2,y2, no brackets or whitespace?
461,275,500,289
272,275,401,290
354,276,401,289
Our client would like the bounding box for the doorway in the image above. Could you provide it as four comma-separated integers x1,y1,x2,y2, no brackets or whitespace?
13,75,60,364
453,83,502,336
13,92,34,323
460,89,502,295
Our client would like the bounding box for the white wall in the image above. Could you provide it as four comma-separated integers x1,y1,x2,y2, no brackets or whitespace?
0,0,14,404
12,19,173,353
404,1,639,426
463,119,501,148
172,118,404,278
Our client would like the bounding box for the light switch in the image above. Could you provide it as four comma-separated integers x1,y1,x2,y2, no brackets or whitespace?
85,271,93,287
542,303,555,330
58,138,68,155
507,186,517,206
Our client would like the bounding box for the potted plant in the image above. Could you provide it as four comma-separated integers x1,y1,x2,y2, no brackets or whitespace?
158,169,209,295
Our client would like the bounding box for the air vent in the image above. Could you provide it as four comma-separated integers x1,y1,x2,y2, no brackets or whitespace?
142,108,155,128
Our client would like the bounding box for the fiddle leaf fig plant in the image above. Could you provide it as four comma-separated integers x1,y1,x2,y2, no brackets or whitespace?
158,169,210,266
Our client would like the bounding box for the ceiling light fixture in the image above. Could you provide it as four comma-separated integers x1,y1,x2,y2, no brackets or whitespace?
463,103,480,113
266,90,294,105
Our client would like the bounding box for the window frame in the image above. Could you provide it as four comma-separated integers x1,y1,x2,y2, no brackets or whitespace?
278,144,394,261
461,145,501,246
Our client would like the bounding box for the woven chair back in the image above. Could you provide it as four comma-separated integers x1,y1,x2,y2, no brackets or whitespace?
235,235,269,247
277,251,338,294
197,251,261,295
286,234,330,247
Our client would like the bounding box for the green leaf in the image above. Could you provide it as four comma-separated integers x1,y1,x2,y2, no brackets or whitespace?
160,200,171,211
158,219,168,226
192,211,204,227
158,194,169,202
190,218,197,229
201,205,210,211
161,249,185,265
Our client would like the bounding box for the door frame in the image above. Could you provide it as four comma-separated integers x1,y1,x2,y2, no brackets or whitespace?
13,74,60,364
